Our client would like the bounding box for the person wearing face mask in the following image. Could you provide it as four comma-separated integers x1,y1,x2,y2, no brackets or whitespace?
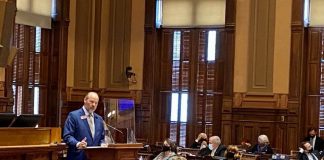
63,92,105,160
303,127,324,152
249,134,273,154
191,133,208,149
198,136,227,157
153,138,177,160
298,141,320,160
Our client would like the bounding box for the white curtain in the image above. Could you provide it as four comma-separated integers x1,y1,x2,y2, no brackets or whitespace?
162,0,226,27
309,0,324,26
15,0,53,29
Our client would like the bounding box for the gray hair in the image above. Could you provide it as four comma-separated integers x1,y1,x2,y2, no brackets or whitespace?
258,134,269,144
210,136,222,145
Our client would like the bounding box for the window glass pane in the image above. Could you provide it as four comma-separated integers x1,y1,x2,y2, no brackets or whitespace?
304,0,310,26
34,87,39,114
156,0,162,28
35,27,41,53
179,123,186,147
17,86,23,116
169,122,177,142
319,32,324,133
171,93,179,122
173,31,181,61
12,85,16,113
180,93,188,122
207,30,216,61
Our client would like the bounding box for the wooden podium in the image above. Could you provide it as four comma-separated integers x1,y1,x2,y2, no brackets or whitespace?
84,143,143,160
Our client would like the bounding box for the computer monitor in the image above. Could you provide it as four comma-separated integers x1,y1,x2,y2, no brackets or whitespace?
0,113,15,127
10,114,43,127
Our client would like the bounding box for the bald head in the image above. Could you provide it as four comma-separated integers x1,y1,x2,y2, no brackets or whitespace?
83,92,99,113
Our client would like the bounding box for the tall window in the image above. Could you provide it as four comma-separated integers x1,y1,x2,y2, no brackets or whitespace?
161,29,221,146
11,24,48,116
319,31,324,132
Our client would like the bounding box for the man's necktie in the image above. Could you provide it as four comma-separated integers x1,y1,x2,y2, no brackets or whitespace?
311,153,318,160
88,113,95,138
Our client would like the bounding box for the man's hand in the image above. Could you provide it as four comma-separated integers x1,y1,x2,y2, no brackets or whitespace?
77,137,87,149
196,133,207,141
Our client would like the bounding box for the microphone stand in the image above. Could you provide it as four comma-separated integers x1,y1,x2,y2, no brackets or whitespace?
106,124,124,135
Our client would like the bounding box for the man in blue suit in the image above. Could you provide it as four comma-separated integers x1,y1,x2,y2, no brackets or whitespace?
63,92,105,160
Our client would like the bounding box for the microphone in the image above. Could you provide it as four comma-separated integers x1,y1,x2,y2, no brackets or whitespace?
102,120,124,134
106,124,124,135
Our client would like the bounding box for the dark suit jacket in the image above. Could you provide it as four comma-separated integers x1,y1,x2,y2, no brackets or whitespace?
191,141,201,149
198,144,227,157
249,144,273,154
298,151,320,160
63,107,105,160
304,136,324,151
191,140,207,149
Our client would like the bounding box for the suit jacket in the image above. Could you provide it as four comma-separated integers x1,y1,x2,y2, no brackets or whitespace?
249,144,273,154
198,144,227,157
304,136,324,151
63,107,105,160
298,151,320,160
191,141,201,149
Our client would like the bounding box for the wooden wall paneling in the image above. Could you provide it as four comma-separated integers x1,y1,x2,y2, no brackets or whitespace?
291,0,304,26
247,0,275,93
305,96,320,128
275,123,286,153
73,0,93,88
46,0,69,127
221,121,232,145
305,28,322,130
106,0,131,89
225,0,236,26
92,0,102,88
288,0,304,151
287,124,299,152
140,0,158,144
289,30,304,99
221,0,236,145
231,108,288,152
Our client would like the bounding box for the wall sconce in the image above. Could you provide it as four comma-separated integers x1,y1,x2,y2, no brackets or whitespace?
126,66,137,84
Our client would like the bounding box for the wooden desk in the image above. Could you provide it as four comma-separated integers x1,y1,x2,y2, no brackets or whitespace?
0,144,66,159
84,143,143,160
0,127,66,160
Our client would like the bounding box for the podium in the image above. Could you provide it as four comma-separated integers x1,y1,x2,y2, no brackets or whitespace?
84,143,143,160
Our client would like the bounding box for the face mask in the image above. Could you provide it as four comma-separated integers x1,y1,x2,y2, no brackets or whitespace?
208,144,213,150
162,146,170,152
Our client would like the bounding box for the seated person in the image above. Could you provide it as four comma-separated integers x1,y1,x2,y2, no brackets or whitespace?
298,141,320,160
153,138,177,160
248,134,273,154
198,136,227,157
240,138,252,151
303,127,324,152
225,145,240,160
191,132,208,149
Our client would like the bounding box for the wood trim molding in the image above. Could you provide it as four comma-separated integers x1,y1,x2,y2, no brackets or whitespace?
0,81,4,97
106,0,132,89
65,87,141,103
247,0,275,93
73,0,95,88
233,92,288,109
